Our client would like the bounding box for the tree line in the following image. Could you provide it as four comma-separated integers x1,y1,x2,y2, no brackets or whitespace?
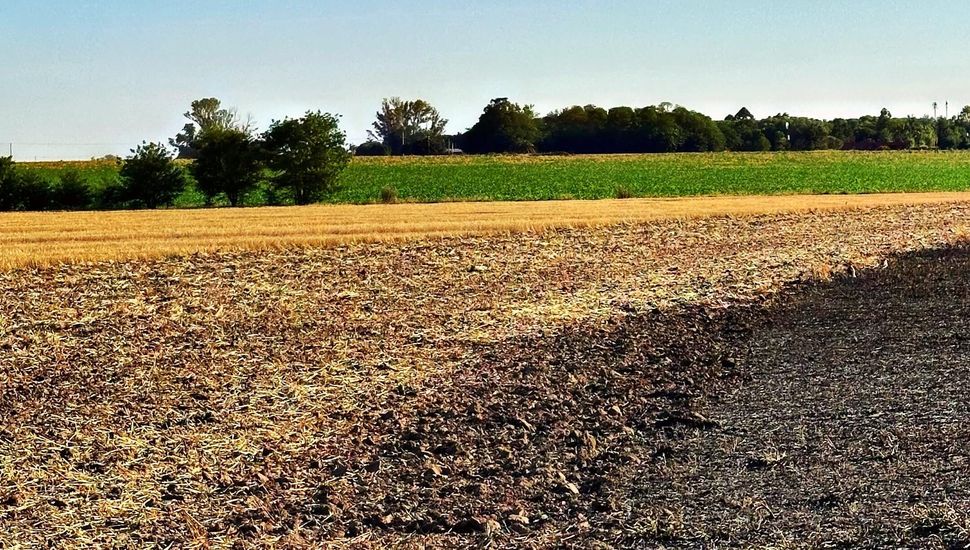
360,99,970,155
0,100,350,211
3,96,970,212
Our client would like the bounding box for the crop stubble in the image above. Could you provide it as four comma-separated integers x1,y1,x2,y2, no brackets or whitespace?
2,191,970,271
1,201,970,546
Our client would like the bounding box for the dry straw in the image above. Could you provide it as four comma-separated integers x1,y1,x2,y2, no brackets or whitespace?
3,192,970,270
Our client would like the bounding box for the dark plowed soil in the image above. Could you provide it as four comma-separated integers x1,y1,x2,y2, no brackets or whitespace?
643,247,970,548
5,207,970,548
319,247,970,548
309,305,759,547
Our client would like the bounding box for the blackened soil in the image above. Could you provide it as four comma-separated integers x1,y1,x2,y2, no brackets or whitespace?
303,247,970,548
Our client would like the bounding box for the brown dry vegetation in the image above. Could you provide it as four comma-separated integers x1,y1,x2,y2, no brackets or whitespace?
3,199,970,547
3,191,970,270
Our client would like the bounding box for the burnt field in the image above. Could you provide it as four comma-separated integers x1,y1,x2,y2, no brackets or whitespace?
3,203,970,548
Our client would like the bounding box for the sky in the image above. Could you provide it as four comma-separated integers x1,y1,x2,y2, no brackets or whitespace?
1,0,968,160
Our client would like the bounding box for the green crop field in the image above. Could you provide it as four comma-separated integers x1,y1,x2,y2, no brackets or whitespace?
20,150,970,206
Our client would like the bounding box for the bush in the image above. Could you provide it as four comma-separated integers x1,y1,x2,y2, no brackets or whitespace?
0,157,19,211
17,171,52,211
92,178,128,210
615,185,634,199
0,157,52,211
50,170,92,210
119,142,187,209
379,186,398,204
355,141,389,156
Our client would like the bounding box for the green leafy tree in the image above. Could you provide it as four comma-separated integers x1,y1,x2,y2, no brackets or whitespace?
541,105,609,153
635,106,681,152
936,118,962,149
955,106,970,148
50,170,92,210
192,129,264,206
119,142,187,208
671,107,725,152
0,157,52,211
789,117,832,150
0,157,21,211
717,119,742,150
876,108,894,147
760,114,792,151
734,107,755,121
354,141,390,156
262,111,351,205
462,98,541,153
15,171,51,211
605,106,638,151
369,98,448,155
170,97,251,159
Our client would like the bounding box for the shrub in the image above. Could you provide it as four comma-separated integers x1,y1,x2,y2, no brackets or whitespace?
355,141,389,156
0,157,19,211
119,142,187,209
615,185,634,199
50,170,92,210
18,171,52,211
92,178,128,210
0,158,52,211
379,186,398,204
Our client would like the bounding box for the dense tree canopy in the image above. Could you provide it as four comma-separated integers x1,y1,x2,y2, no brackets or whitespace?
443,100,970,155
5,97,970,213
262,111,351,205
192,129,264,206
369,98,448,155
461,98,541,153
170,98,252,159
119,142,187,209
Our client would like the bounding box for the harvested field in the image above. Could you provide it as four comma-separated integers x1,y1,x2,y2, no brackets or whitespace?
3,191,970,270
640,246,970,547
2,201,970,547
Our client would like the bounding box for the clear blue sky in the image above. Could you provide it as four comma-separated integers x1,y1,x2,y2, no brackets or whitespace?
1,0,968,159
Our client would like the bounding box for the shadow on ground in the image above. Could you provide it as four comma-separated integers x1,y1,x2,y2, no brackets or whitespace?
296,247,970,548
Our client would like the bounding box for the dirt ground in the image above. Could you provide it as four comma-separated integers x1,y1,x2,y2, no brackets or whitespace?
636,247,970,548
2,203,970,548
317,248,970,549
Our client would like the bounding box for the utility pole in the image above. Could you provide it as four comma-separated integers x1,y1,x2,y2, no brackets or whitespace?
933,102,938,118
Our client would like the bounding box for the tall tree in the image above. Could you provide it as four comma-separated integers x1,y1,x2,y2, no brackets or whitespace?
369,98,448,155
462,98,541,154
119,142,187,209
734,107,755,121
0,157,22,211
671,107,725,152
262,111,351,205
959,106,970,123
192,129,264,206
541,105,609,153
170,98,252,159
605,106,637,151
